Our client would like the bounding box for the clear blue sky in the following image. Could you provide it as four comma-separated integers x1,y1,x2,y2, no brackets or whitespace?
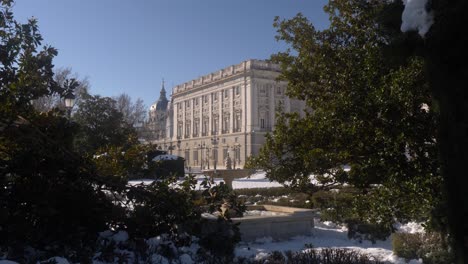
13,0,329,108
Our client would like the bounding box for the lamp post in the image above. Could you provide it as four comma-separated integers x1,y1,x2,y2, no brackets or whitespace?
64,92,75,118
211,136,219,173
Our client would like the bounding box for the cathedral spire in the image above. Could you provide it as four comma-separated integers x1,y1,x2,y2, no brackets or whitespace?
160,78,167,100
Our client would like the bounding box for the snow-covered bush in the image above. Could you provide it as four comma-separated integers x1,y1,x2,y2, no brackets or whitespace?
245,248,384,264
392,232,453,264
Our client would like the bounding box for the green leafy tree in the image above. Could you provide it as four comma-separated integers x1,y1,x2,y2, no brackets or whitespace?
0,2,244,262
250,0,443,231
0,1,121,261
73,95,138,155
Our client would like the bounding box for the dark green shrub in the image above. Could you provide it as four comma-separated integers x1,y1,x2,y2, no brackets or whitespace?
346,219,391,244
124,176,200,240
198,218,241,262
312,189,356,223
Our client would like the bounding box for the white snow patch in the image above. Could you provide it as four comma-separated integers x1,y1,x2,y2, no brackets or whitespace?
394,221,425,234
44,257,70,264
243,210,288,217
235,219,424,263
232,171,283,189
401,0,433,37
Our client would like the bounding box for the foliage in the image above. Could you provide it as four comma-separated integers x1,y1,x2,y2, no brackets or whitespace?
392,232,453,264
73,95,138,155
0,2,243,262
0,2,118,261
190,178,245,262
250,0,443,232
93,143,154,180
345,220,391,244
0,112,121,262
201,178,246,219
123,176,201,240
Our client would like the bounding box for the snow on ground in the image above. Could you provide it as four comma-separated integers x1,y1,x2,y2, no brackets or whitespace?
393,222,425,234
232,171,283,189
102,171,425,263
128,170,283,190
235,218,422,264
127,175,225,189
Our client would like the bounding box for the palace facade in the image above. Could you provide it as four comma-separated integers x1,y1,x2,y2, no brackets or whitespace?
143,59,305,170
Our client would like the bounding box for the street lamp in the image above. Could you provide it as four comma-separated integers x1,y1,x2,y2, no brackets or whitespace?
211,136,219,173
64,91,75,118
168,144,174,155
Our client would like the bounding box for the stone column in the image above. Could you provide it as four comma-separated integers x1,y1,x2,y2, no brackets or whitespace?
269,82,275,129
209,93,212,135
230,86,235,133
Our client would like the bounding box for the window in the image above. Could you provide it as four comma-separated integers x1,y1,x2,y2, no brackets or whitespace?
276,86,282,95
185,100,190,108
224,89,229,98
193,121,199,137
260,118,265,129
235,86,240,95
203,95,208,103
234,113,241,132
193,150,198,163
178,103,182,110
177,123,182,138
195,97,199,106
235,147,241,162
212,118,219,134
185,122,191,138
213,92,218,102
184,150,190,164
223,116,229,133
202,118,208,136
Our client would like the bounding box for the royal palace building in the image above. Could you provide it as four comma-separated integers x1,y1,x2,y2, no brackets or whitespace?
143,59,306,170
